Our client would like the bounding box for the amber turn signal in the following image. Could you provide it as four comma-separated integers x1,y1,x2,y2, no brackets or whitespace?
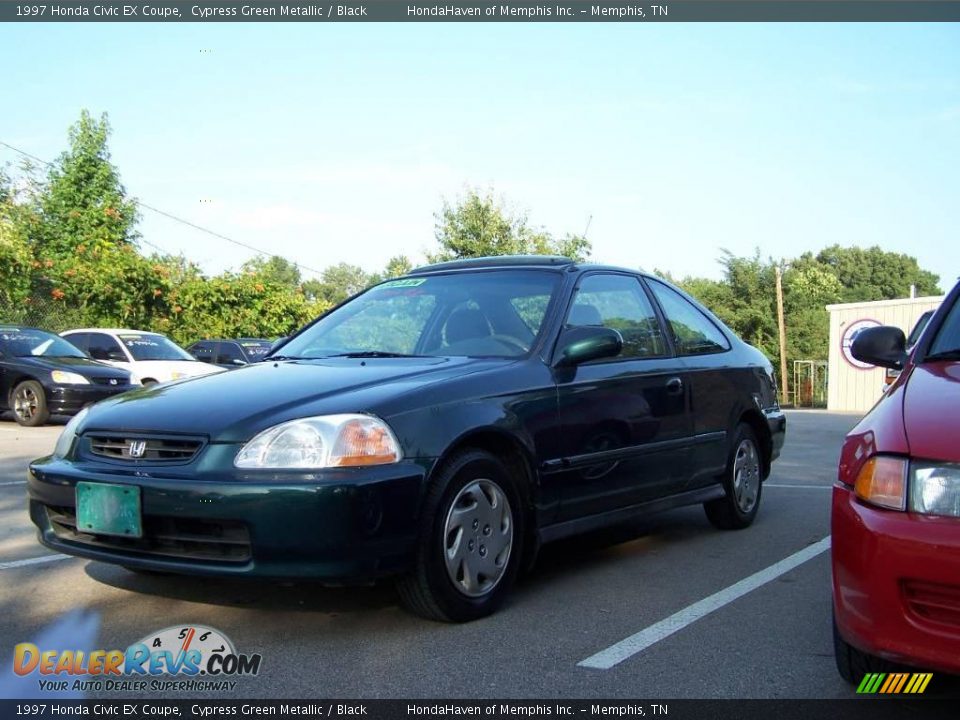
854,456,908,511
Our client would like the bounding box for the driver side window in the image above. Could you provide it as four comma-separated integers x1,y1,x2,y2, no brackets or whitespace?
567,275,667,359
88,333,126,362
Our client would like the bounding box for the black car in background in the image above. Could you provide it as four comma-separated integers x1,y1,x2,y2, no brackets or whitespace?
29,257,785,620
188,338,273,368
1,325,133,426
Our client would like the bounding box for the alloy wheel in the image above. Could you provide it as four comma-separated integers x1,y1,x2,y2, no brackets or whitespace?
14,386,39,423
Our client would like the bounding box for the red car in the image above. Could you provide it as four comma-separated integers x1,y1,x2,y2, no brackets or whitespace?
832,279,960,682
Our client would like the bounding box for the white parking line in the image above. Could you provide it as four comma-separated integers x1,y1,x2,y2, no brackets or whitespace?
578,536,832,670
765,483,832,490
0,480,26,486
0,554,72,571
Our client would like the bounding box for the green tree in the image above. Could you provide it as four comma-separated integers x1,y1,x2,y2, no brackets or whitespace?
302,262,375,306
156,271,321,345
33,110,139,260
429,188,591,262
383,254,413,279
0,167,35,307
801,245,940,302
241,255,303,288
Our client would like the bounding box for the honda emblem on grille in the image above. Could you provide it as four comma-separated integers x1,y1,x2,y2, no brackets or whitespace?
128,440,147,459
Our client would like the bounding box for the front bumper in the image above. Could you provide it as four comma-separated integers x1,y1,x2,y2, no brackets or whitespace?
831,484,960,675
45,384,133,415
28,456,430,581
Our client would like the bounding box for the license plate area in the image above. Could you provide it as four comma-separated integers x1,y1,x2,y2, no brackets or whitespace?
75,482,142,538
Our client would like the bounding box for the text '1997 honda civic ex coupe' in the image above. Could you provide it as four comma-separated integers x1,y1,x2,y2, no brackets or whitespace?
29,256,785,621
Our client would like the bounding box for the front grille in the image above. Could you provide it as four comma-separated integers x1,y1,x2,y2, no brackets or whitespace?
87,434,203,463
45,505,251,563
89,377,130,387
902,579,960,630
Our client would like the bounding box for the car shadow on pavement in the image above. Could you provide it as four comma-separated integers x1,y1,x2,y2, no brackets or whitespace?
82,561,400,615
522,505,713,587
82,505,715,615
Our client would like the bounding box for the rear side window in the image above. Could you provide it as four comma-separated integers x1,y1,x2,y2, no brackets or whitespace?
567,274,666,359
647,279,731,356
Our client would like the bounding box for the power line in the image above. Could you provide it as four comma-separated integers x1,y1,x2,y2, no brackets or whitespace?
0,139,323,277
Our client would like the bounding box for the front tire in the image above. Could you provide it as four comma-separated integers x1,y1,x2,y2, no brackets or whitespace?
704,423,762,530
833,610,898,684
12,380,50,427
397,449,524,622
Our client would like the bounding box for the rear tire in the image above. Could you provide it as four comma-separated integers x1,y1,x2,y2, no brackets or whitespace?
12,380,50,427
704,423,762,530
833,610,898,684
397,449,524,622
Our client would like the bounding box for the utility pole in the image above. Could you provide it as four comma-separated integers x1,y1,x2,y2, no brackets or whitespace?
775,265,789,406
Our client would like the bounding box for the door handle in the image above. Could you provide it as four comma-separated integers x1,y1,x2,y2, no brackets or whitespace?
665,377,684,395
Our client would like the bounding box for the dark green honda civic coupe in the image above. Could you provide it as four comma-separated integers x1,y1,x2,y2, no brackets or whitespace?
29,256,785,621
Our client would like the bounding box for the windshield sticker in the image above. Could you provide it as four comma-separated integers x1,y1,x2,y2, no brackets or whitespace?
379,278,426,289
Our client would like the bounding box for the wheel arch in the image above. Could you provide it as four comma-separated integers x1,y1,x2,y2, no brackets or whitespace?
7,373,43,403
428,427,540,569
738,408,773,479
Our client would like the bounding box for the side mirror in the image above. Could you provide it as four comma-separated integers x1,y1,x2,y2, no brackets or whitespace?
554,326,623,368
852,326,907,370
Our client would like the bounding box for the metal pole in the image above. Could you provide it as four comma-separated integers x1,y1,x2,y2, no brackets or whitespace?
775,266,789,406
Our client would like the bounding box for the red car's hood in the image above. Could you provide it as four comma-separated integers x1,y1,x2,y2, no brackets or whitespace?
903,360,960,462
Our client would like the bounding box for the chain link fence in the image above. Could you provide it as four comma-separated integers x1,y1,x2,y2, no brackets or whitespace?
0,296,86,332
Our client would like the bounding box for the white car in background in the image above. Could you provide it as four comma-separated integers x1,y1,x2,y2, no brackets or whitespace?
60,329,225,385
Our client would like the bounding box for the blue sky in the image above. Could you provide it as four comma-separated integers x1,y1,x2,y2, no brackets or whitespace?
2,22,958,286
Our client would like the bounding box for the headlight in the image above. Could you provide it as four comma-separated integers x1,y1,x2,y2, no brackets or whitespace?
910,463,960,518
51,370,89,385
234,414,402,469
53,407,89,459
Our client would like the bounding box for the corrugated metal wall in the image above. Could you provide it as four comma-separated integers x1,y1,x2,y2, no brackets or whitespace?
827,296,944,413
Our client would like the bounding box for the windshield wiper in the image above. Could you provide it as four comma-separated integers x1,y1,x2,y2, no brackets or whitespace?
266,355,302,361
924,349,960,362
325,351,429,359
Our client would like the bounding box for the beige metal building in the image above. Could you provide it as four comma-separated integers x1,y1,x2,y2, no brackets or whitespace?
826,295,944,413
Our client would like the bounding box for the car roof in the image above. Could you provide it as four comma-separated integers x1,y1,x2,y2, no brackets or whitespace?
0,324,50,332
62,328,163,336
190,338,270,344
408,255,648,277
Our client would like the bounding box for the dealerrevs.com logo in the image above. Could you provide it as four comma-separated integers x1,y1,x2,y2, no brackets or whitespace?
13,625,262,693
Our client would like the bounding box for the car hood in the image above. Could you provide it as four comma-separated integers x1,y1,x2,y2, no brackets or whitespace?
79,356,504,442
129,360,223,382
14,355,129,379
903,361,960,462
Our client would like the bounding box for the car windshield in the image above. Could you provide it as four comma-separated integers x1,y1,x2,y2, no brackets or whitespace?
0,328,87,359
118,333,195,361
926,296,960,361
277,270,562,359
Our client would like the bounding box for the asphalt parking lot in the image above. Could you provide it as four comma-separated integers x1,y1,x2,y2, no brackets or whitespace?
0,409,944,699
